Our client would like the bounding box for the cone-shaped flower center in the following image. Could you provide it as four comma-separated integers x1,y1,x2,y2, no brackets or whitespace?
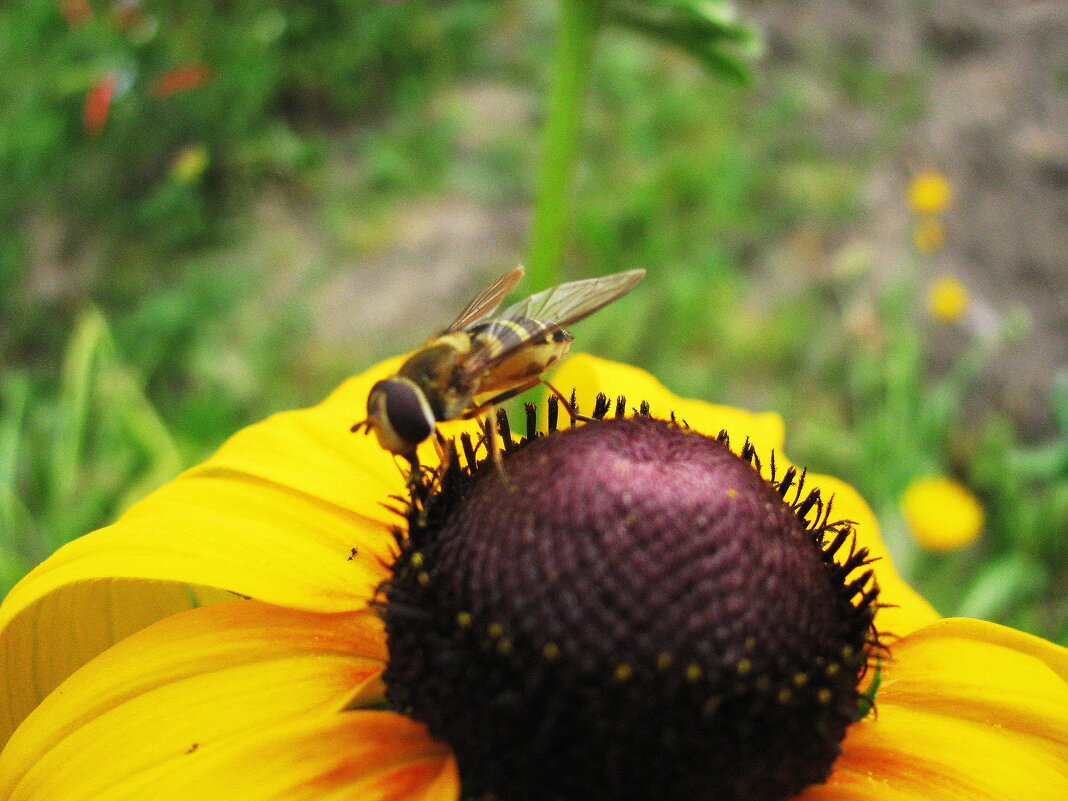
382,411,880,801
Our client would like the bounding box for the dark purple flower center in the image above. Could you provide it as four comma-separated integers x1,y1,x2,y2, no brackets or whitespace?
381,402,881,801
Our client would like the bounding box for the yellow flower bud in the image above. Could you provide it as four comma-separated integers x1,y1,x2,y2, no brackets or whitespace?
908,171,952,216
901,476,984,551
171,145,209,184
927,275,971,324
914,218,945,254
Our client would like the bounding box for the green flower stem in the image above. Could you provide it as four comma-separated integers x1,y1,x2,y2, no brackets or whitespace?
525,0,606,290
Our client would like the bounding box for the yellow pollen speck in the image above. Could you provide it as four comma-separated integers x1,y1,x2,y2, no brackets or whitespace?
908,170,952,215
456,612,473,628
778,688,793,704
842,645,855,659
744,636,756,650
825,663,841,677
624,513,637,526
496,638,512,655
727,488,737,498
613,664,633,682
926,276,971,324
736,659,753,676
487,622,504,638
901,475,984,551
685,663,703,682
416,571,430,586
542,642,561,661
817,688,834,704
657,653,674,670
410,552,424,568
793,672,809,687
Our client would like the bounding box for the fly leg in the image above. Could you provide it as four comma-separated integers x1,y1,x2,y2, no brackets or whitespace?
459,378,546,489
402,451,421,489
460,376,596,431
539,379,596,426
476,408,515,490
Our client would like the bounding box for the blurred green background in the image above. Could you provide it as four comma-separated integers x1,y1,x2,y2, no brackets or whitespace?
1,0,1066,644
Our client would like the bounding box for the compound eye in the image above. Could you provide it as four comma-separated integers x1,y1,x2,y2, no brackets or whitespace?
380,379,435,446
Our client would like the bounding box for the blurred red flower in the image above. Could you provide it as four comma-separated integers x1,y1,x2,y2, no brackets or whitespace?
60,0,93,28
83,74,116,136
150,63,211,98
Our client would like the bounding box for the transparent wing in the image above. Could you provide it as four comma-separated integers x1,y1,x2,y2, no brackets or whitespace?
461,269,646,379
496,269,645,328
444,267,525,333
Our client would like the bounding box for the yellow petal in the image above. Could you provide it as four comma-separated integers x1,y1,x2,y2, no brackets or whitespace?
901,475,983,551
880,618,1068,758
9,708,454,801
804,705,1068,801
0,582,234,747
118,712,457,801
802,618,1068,800
553,354,938,635
552,354,786,454
1,601,398,800
0,358,405,744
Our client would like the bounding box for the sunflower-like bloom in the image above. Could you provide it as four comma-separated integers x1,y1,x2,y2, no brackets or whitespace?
0,356,1065,800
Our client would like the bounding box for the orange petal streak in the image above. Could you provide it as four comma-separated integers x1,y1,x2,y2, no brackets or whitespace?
802,618,1068,801
803,705,1068,801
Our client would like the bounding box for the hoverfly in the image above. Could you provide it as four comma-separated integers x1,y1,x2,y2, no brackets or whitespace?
351,267,645,477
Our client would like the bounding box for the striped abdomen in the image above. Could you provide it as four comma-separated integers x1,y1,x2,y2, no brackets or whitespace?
468,317,573,396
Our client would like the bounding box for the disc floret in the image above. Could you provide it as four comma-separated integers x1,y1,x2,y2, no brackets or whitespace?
380,395,883,801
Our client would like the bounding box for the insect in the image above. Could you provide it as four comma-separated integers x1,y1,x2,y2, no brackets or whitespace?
351,266,646,477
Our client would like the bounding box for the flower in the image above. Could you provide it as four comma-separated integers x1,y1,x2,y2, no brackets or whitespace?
901,475,984,552
913,217,945,254
926,275,971,324
150,63,212,99
908,171,952,217
82,73,116,136
60,0,92,28
170,144,209,184
1,355,1065,800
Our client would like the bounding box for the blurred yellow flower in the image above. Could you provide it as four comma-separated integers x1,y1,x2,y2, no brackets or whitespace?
171,145,209,184
913,217,945,254
902,476,984,551
927,275,971,324
908,171,952,216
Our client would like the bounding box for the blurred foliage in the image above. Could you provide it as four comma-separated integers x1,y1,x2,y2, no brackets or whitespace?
1,307,181,587
612,0,760,83
0,0,487,363
1,2,1065,647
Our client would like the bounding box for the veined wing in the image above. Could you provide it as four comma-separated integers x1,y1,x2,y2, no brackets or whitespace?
459,268,646,379
496,269,645,328
443,267,525,333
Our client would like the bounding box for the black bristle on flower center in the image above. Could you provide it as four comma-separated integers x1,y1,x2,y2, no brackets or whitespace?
379,394,884,801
